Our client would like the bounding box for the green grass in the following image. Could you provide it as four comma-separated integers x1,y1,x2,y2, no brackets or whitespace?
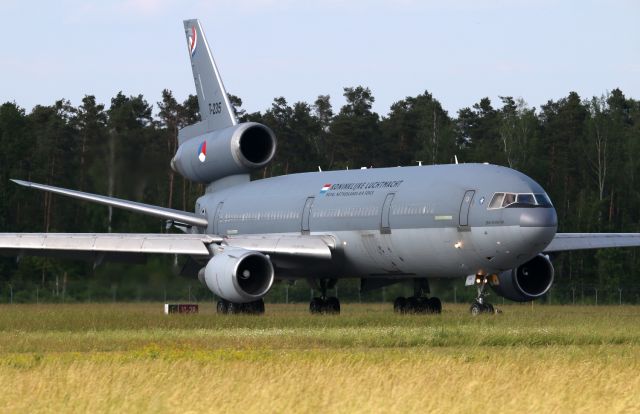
1,303,640,412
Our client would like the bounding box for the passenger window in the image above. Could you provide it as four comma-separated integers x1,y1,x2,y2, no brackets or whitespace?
488,193,504,209
502,193,516,207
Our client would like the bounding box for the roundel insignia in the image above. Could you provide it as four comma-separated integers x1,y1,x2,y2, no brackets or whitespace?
188,26,197,57
198,141,207,162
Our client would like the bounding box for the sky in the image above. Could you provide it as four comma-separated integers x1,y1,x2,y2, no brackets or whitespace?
1,0,639,118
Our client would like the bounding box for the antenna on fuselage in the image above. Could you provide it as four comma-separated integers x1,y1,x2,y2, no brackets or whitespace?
318,166,322,172
454,155,459,165
417,161,423,166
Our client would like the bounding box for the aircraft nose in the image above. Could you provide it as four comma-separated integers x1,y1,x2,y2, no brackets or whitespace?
520,208,558,228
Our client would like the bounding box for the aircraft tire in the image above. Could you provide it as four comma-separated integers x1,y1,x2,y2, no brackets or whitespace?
393,297,407,313
406,296,420,313
470,302,482,316
216,300,229,314
309,297,324,314
326,297,340,314
253,299,265,314
227,302,242,314
243,299,265,314
427,297,442,314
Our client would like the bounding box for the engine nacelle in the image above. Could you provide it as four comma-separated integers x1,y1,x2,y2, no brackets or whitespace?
171,122,276,183
490,254,554,302
200,248,275,303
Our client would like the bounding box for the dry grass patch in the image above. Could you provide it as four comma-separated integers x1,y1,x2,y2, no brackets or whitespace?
0,303,639,413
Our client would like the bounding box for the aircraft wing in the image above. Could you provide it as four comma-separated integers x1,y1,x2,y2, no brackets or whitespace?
0,232,334,266
0,233,219,261
544,233,640,252
11,179,209,228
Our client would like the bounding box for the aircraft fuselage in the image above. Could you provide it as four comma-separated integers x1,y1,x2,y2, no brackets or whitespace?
195,163,558,279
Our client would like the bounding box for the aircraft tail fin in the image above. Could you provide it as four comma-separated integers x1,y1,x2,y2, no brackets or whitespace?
183,19,237,132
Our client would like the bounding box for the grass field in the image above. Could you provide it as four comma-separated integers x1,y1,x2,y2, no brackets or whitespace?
1,303,639,413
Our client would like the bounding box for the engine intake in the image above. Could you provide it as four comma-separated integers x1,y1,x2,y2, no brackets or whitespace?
490,254,554,302
172,122,276,183
200,248,274,303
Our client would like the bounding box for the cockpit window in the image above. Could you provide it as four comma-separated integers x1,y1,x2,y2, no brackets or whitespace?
534,193,553,207
517,193,535,205
488,193,504,209
502,193,516,207
487,192,553,209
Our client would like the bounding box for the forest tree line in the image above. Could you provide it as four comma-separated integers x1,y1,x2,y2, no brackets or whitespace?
0,86,639,303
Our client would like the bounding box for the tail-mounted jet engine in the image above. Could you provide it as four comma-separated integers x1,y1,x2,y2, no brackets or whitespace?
490,254,554,302
199,247,275,303
171,122,276,183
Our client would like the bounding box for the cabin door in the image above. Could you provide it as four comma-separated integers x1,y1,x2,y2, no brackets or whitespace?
301,197,315,234
380,193,395,234
459,190,475,227
212,202,224,234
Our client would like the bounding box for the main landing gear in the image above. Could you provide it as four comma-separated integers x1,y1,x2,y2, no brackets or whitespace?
469,274,498,315
217,299,265,315
309,278,340,314
393,279,442,314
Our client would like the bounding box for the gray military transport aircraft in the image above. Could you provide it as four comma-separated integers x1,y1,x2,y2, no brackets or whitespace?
2,19,640,315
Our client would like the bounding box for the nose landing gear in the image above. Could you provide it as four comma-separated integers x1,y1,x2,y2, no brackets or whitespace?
469,274,499,315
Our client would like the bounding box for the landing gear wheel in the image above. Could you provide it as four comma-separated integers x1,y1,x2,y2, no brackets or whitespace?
310,297,325,314
394,296,442,314
417,297,430,313
470,302,483,316
226,302,242,314
406,296,420,313
326,297,340,314
216,300,229,314
393,297,407,313
427,297,442,314
245,299,265,314
309,278,341,315
470,301,494,315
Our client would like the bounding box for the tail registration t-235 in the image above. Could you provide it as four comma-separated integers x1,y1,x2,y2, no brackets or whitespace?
209,102,223,115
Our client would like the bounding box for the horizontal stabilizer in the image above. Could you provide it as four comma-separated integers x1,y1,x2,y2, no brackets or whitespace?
545,233,640,252
11,179,209,228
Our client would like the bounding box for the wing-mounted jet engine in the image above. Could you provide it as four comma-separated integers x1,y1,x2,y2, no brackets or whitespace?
490,254,555,302
198,247,275,313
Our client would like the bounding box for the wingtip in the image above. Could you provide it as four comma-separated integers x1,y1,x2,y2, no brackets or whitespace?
10,179,29,186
